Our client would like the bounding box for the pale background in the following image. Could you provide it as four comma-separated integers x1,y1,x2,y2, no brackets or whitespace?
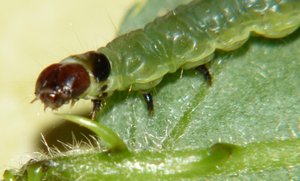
0,0,134,177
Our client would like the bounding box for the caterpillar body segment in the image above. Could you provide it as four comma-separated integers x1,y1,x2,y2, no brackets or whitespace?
34,0,300,115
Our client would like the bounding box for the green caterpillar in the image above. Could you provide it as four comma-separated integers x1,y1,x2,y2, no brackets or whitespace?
34,0,300,116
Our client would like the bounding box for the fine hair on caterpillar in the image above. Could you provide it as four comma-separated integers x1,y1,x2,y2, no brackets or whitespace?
33,0,300,118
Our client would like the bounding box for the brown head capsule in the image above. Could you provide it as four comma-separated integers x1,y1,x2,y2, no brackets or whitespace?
34,63,90,110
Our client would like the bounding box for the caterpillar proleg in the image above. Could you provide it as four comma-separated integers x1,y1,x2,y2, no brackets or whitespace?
34,0,300,116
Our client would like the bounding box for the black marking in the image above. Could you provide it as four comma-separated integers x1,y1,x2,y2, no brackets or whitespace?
196,64,212,86
101,85,108,91
142,93,154,115
102,92,108,98
88,51,111,82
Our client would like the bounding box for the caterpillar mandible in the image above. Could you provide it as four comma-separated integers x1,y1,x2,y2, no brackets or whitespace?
34,0,300,117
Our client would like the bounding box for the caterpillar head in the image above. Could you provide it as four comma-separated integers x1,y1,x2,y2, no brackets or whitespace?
33,51,111,110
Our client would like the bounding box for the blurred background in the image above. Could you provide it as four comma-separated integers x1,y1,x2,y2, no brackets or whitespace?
0,0,134,176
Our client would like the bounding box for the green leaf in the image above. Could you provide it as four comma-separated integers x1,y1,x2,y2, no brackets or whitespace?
4,0,300,180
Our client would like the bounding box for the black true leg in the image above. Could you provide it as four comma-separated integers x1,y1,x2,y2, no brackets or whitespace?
142,93,154,115
196,64,212,86
91,99,102,119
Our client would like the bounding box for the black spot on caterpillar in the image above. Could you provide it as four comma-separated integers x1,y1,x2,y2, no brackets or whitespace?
34,0,300,117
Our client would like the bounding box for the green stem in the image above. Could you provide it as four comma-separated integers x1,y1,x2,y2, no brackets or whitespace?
4,139,300,180
58,114,128,153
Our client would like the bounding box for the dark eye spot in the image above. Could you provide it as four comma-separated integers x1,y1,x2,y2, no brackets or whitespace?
102,92,108,98
87,51,111,82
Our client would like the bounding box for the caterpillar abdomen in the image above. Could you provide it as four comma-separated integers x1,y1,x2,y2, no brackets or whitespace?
98,0,300,91
34,0,300,113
